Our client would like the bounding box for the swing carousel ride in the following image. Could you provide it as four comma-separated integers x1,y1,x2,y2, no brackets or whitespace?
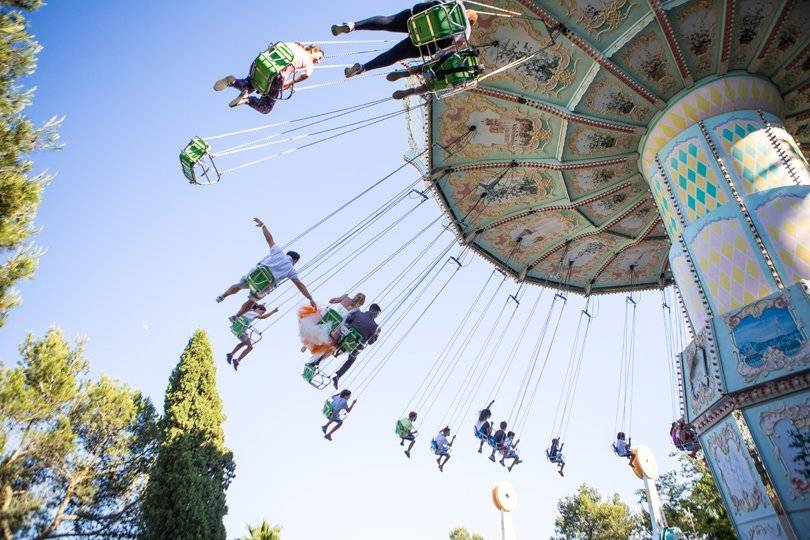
183,1,810,537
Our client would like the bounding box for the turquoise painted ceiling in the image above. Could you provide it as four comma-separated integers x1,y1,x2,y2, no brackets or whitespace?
423,0,810,294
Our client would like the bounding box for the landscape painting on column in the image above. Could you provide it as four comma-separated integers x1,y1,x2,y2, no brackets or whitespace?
726,293,808,383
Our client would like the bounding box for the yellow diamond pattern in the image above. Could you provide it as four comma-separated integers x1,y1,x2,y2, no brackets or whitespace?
716,119,790,195
756,195,810,285
666,138,728,223
670,250,709,330
692,218,775,314
648,168,681,239
642,76,784,174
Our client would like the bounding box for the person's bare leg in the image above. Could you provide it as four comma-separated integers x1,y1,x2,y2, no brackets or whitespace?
234,298,256,317
478,440,485,453
218,283,242,302
407,438,415,453
489,448,497,461
321,420,333,433
439,454,450,472
325,421,343,440
235,344,253,362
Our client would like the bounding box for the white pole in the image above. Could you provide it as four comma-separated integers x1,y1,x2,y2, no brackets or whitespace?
643,475,667,539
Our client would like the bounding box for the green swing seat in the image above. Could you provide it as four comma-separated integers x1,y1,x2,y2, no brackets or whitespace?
407,1,468,47
250,42,295,95
180,137,219,184
322,400,335,419
339,327,365,354
230,315,250,338
425,51,483,93
302,365,331,389
246,266,275,298
321,307,346,331
395,419,413,438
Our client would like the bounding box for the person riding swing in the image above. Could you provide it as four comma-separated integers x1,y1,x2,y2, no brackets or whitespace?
214,42,324,114
305,303,382,389
331,1,479,78
216,218,316,318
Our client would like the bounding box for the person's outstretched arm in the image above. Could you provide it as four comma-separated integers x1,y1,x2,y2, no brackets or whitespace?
254,217,275,247
449,435,456,446
329,294,350,304
258,307,279,320
487,399,495,408
347,399,357,412
291,277,316,306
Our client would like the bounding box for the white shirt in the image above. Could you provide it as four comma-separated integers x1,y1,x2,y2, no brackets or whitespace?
615,439,630,455
259,245,298,282
284,42,315,78
434,432,450,452
475,420,487,432
243,310,260,323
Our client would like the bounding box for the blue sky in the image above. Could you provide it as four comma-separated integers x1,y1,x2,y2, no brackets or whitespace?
2,2,687,538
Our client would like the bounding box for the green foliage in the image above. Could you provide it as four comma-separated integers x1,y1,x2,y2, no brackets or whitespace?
0,328,160,539
553,484,644,540
141,330,235,540
449,526,484,540
242,520,282,540
639,453,735,539
788,428,809,481
0,0,63,326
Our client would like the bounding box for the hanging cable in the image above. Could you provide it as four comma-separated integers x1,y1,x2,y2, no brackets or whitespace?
661,287,678,418
204,97,392,140
509,291,566,432
490,288,544,400
399,269,499,419
614,269,639,435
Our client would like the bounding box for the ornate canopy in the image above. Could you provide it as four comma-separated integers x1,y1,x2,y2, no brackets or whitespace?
422,0,809,294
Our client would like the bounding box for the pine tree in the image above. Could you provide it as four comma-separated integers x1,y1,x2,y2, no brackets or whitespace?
0,0,63,326
141,330,235,540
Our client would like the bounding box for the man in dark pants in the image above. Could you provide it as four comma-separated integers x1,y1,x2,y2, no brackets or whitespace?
306,304,382,388
331,1,479,78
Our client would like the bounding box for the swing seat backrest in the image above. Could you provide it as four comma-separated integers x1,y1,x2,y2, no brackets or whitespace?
230,316,250,338
473,426,485,440
395,419,411,438
430,439,439,454
339,327,365,353
180,137,211,182
322,400,335,419
246,266,275,297
425,51,483,92
302,365,316,383
321,307,345,331
250,42,295,96
407,1,467,47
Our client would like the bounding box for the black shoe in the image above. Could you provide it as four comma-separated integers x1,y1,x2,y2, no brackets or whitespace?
345,63,364,78
226,353,233,365
332,376,339,389
331,22,354,36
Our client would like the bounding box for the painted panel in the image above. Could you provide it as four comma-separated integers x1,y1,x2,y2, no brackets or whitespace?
647,165,682,239
680,322,723,421
722,287,810,387
562,159,638,199
575,68,656,125
669,244,709,331
705,113,794,195
743,391,810,536
475,14,586,106
686,211,777,315
440,167,565,231
702,415,783,536
667,0,723,82
660,126,729,224
748,187,810,286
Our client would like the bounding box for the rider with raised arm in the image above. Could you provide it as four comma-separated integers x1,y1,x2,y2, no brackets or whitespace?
322,389,357,441
226,304,278,371
217,218,316,317
432,426,456,472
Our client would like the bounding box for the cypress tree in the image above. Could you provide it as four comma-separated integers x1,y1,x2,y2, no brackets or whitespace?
141,330,235,540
